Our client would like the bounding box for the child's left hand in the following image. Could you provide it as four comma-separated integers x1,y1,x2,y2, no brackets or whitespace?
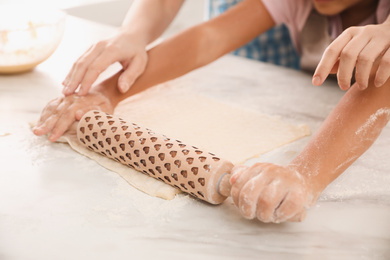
230,163,317,223
312,19,390,90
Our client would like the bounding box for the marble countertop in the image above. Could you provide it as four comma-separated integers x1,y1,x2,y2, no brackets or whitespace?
1,16,390,260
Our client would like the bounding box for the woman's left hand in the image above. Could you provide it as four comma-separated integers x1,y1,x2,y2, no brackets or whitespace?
312,19,390,90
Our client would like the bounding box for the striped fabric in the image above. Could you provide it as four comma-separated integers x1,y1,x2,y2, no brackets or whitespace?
207,0,300,69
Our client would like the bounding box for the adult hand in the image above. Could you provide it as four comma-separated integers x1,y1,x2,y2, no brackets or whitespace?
33,91,114,142
230,163,316,223
312,21,390,90
62,32,148,96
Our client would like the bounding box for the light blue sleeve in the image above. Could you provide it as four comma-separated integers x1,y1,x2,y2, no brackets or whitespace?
206,0,300,70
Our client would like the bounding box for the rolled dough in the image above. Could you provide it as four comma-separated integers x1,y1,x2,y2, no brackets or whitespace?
59,84,310,200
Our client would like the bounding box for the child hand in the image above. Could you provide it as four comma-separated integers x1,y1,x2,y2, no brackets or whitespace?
62,32,148,96
33,92,114,142
230,163,316,223
312,21,390,90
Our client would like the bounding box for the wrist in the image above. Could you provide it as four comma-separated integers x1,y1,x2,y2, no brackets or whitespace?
118,27,151,47
286,164,324,205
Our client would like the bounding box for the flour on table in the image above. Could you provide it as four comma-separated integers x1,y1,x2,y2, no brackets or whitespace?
61,85,310,200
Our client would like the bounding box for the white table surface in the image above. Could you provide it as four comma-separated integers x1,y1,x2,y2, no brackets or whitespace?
1,16,390,260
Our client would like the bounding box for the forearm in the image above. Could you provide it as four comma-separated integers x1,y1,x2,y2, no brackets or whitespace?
290,77,390,197
93,25,208,107
95,0,274,107
120,0,185,45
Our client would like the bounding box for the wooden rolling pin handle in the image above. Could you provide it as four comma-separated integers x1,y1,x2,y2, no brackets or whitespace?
217,172,232,197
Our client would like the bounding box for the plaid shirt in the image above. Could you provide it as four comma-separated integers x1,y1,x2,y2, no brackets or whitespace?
207,0,300,70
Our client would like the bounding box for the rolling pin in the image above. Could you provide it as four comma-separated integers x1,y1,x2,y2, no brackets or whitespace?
77,110,234,204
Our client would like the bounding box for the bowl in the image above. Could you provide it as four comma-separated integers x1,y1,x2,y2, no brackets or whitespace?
0,4,66,74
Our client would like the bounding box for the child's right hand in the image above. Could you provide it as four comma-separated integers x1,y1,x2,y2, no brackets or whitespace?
230,163,317,223
62,32,148,96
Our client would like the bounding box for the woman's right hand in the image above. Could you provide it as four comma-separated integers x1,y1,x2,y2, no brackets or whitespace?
62,31,148,96
33,91,114,142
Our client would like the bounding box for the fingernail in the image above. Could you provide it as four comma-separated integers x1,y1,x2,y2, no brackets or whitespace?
63,86,69,94
48,134,57,142
339,83,349,90
358,84,367,90
75,110,84,119
375,80,383,88
312,75,321,86
120,83,130,93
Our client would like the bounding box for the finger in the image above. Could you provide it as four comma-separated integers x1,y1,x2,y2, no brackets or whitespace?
313,30,354,86
230,165,249,185
34,96,79,135
35,99,62,127
273,190,306,223
118,54,148,93
237,174,266,219
63,43,106,95
374,47,390,87
287,210,307,222
337,36,370,90
77,53,118,96
329,59,340,74
37,98,73,137
46,100,99,141
34,114,60,137
354,39,386,90
33,99,63,136
62,45,94,88
74,105,101,120
48,111,78,142
231,164,267,207
255,181,287,223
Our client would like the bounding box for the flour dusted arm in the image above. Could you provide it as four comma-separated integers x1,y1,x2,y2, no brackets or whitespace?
230,65,390,223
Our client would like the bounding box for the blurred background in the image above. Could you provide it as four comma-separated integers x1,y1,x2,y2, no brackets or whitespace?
0,0,207,73
0,0,206,37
